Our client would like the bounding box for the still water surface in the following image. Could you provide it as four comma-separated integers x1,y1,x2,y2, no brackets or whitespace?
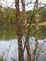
0,37,46,61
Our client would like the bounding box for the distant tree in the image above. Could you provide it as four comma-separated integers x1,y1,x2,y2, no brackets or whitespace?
39,7,46,22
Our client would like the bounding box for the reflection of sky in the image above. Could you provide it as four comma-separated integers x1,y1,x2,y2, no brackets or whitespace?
0,37,46,61
0,38,46,61
0,39,18,61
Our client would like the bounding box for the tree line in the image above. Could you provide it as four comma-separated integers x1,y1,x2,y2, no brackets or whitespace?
0,4,46,39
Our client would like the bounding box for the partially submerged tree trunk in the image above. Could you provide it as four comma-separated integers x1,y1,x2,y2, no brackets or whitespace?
15,0,23,61
21,0,31,61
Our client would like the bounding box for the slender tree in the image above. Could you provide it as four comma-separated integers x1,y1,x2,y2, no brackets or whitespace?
21,0,31,61
15,0,23,61
21,0,27,33
32,0,39,61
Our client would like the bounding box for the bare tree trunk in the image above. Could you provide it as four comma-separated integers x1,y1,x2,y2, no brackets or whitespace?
21,0,27,33
15,0,23,61
21,0,31,61
26,34,31,61
32,0,39,61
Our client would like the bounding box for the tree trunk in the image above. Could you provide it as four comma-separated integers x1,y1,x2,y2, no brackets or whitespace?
15,0,23,61
32,0,39,61
21,0,27,33
21,0,31,61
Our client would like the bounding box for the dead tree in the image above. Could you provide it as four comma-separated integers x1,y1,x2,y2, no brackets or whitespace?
15,0,23,61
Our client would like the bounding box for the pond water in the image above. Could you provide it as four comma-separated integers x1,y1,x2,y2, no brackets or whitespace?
0,37,46,61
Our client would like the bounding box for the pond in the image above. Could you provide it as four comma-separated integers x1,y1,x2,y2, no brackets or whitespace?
0,37,46,61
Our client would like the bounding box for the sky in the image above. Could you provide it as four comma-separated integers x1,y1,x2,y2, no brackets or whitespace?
0,0,46,11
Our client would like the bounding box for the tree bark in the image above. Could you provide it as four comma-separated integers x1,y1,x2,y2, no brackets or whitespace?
15,0,23,61
32,0,39,61
21,0,31,61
